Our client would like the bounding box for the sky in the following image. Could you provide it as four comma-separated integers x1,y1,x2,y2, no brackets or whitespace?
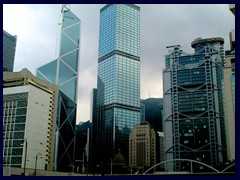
3,4,235,123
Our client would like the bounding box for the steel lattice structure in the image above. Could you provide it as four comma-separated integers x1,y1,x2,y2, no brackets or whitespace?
36,5,81,171
163,38,226,172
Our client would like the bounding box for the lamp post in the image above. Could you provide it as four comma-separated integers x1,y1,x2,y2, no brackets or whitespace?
34,152,42,176
22,138,27,176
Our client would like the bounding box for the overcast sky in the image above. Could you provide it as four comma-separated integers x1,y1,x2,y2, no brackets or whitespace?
3,4,235,123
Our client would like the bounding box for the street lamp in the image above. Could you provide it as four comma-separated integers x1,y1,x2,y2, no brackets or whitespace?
21,138,27,176
34,152,43,176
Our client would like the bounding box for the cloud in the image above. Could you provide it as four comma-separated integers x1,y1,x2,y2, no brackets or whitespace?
3,4,235,123
139,4,234,99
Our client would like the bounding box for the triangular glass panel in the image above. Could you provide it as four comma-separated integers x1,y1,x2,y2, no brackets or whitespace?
58,61,76,86
59,33,79,56
62,10,80,29
36,59,57,84
61,50,79,72
35,71,49,83
63,24,80,45
59,97,68,126
60,78,77,102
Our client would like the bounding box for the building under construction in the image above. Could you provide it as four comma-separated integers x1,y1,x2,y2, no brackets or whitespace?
163,37,226,172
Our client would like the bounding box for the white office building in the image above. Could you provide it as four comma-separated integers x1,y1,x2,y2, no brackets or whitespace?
3,69,58,174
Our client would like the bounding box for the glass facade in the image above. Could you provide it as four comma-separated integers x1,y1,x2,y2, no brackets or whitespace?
88,89,97,173
163,38,225,172
3,93,28,167
98,55,140,106
3,30,17,72
36,5,80,172
96,4,140,165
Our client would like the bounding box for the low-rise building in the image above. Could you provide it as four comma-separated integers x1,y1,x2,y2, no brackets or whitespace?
129,122,157,171
3,68,58,174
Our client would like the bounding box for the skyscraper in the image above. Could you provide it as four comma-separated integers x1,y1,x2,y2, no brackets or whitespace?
36,5,81,171
96,4,140,165
88,88,98,173
3,30,17,72
163,38,226,172
222,4,235,162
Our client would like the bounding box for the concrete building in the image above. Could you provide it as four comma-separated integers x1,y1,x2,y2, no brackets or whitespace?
129,122,156,170
229,5,235,50
3,68,58,174
157,132,165,169
36,5,81,171
163,37,226,172
3,30,17,72
222,4,235,162
222,51,235,162
96,4,141,165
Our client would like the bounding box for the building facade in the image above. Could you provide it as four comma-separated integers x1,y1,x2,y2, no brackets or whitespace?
222,51,235,162
157,132,165,169
163,38,226,172
36,5,81,171
222,4,235,162
141,98,163,132
74,121,90,173
96,4,141,165
140,103,146,123
3,69,58,173
88,88,97,173
3,30,17,72
229,5,235,50
129,122,157,170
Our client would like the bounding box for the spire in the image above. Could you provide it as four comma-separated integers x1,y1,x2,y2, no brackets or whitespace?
62,4,70,12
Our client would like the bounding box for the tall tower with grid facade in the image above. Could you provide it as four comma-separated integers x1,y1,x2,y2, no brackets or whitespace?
96,4,141,165
163,38,226,172
36,5,81,171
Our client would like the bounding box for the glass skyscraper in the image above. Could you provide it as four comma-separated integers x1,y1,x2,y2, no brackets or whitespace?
96,4,140,165
163,38,226,172
3,30,17,72
36,5,81,171
88,88,97,173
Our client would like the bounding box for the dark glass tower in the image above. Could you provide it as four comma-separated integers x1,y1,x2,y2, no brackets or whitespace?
88,88,98,173
96,4,141,165
3,30,17,72
163,38,226,172
36,5,81,171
